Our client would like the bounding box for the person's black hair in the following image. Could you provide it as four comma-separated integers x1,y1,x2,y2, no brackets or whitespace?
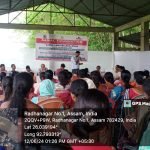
73,89,110,139
45,70,53,80
84,68,89,74
115,65,120,69
134,71,145,85
58,70,72,88
26,65,30,69
9,72,33,117
11,64,15,68
104,72,114,84
121,70,131,89
75,51,80,54
90,70,104,88
2,76,13,102
0,72,6,82
40,72,45,80
61,64,65,68
63,69,69,72
70,79,88,97
84,68,90,78
143,70,149,79
1,64,5,67
67,71,72,80
143,78,150,98
78,69,87,78
119,65,125,71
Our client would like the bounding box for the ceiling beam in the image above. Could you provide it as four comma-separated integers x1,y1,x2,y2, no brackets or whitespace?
118,47,140,51
119,39,140,46
106,0,145,16
0,23,114,32
97,0,112,15
105,0,150,26
115,15,150,32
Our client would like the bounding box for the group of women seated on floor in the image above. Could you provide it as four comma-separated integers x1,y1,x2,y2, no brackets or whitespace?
0,64,150,150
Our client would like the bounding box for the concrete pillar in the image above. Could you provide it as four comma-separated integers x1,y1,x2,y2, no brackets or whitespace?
140,22,149,51
112,32,119,51
48,30,55,70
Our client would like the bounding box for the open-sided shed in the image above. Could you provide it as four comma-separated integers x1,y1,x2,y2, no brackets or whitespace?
0,0,149,50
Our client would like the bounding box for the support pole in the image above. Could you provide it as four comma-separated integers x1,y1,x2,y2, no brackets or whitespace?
140,21,149,51
48,30,55,70
112,32,119,51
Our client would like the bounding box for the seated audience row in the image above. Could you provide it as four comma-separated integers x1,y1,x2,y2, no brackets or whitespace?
0,63,150,150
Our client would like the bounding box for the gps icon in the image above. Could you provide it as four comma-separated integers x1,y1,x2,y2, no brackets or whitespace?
124,100,131,108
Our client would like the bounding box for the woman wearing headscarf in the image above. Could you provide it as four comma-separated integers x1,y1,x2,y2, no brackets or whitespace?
32,79,55,104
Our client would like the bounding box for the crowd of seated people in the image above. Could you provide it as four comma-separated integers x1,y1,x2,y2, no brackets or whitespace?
0,63,150,150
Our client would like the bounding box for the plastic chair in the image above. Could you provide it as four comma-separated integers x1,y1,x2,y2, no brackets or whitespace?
37,98,64,109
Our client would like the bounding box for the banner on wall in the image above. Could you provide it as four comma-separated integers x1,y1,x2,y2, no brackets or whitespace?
35,34,88,61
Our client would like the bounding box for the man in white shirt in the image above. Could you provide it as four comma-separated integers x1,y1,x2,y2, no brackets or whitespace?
71,51,83,75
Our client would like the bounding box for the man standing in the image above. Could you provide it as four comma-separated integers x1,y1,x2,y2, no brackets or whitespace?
71,51,83,74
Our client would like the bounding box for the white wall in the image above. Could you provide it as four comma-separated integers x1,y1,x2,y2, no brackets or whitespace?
0,44,150,74
0,46,113,73
52,51,114,73
1,29,149,74
114,51,150,73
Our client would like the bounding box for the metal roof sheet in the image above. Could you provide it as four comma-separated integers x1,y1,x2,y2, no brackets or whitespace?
0,0,149,27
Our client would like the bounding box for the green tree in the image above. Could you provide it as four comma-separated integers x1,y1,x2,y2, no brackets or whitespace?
23,3,112,51
20,3,140,50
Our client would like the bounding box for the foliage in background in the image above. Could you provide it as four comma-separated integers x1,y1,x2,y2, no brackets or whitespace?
20,3,140,51
23,3,112,51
